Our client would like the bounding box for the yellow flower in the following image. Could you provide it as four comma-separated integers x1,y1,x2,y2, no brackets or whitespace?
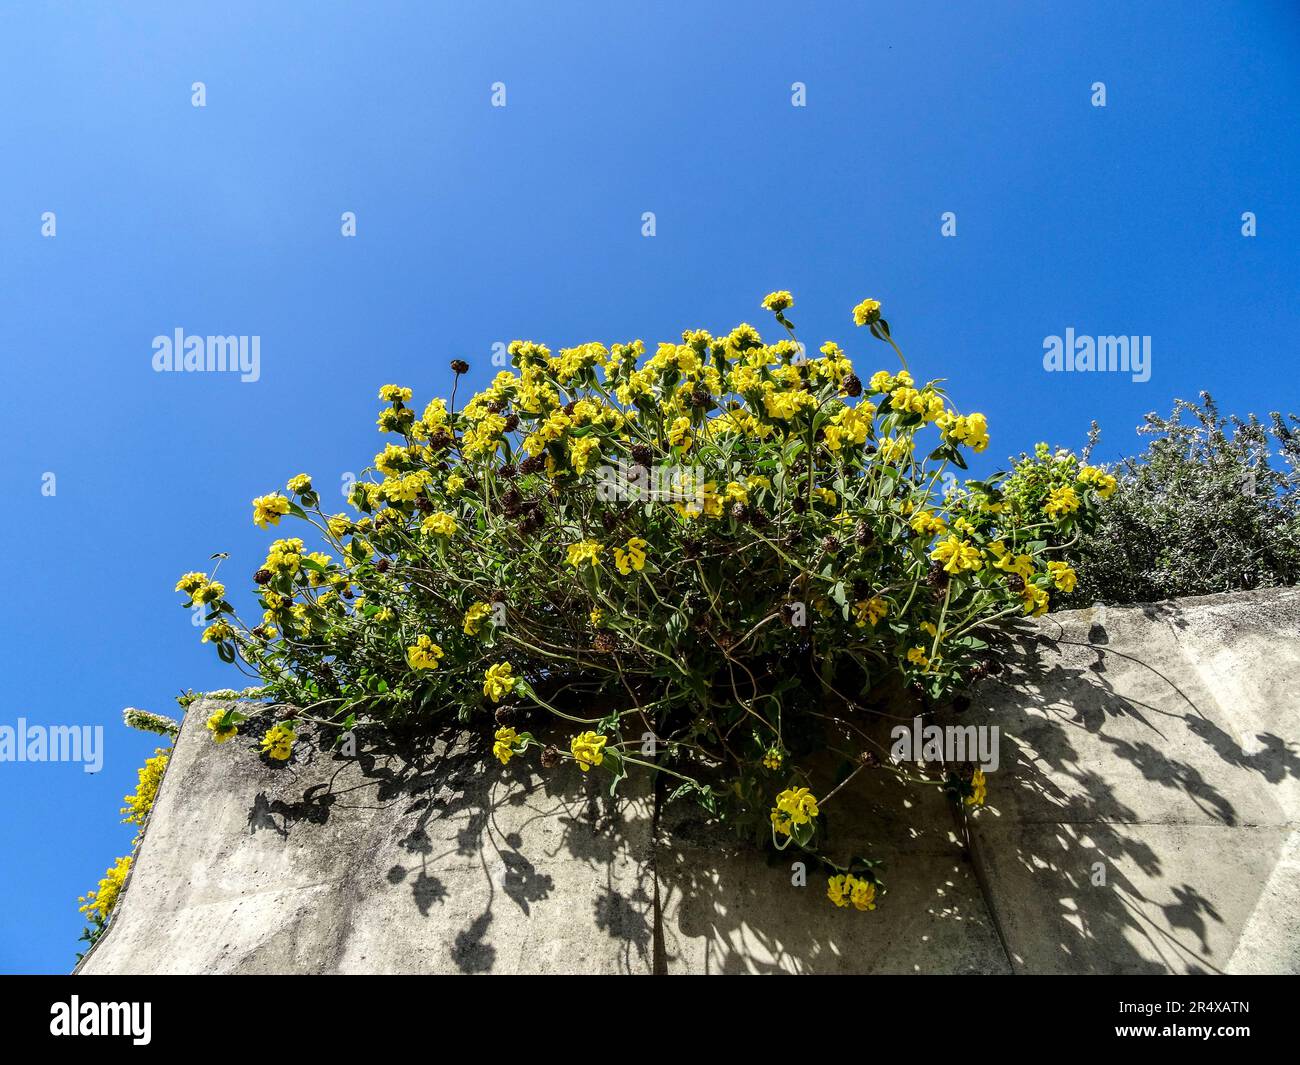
936,411,990,452
422,511,457,537
191,579,225,605
446,473,466,496
849,876,877,911
1020,584,1050,617
286,473,313,495
406,635,445,670
723,481,749,504
910,510,948,538
463,601,493,636
876,435,913,464
667,416,693,448
613,536,648,575
120,749,170,826
966,768,987,806
566,539,604,569
770,786,819,836
762,746,784,770
930,536,983,575
1079,466,1118,499
589,607,604,627
201,620,235,644
853,596,889,628
991,544,1035,579
378,384,412,403
827,873,852,908
175,572,206,595
761,290,794,313
260,723,296,761
483,661,516,702
78,855,132,922
252,493,291,529
493,726,520,766
906,646,930,669
1046,560,1077,593
1044,484,1080,518
852,298,882,326
570,730,607,772
569,435,601,475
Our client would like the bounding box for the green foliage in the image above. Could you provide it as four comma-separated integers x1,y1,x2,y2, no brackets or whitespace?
1064,394,1300,607
174,295,1110,901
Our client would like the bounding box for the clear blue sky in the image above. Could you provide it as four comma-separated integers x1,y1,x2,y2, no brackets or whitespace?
0,2,1296,973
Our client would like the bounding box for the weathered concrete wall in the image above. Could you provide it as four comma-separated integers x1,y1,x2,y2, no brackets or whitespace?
79,588,1300,975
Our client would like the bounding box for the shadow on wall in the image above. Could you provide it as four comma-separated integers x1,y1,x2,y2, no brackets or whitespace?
235,719,656,974
83,591,1300,974
961,600,1300,975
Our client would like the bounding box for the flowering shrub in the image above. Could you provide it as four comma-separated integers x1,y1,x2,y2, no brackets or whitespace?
1064,394,1299,607
77,730,173,956
178,294,1111,909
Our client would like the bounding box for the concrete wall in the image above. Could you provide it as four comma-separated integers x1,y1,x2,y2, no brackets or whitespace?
79,588,1300,974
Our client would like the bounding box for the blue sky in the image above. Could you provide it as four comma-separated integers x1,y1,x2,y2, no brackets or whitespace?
0,1,1296,972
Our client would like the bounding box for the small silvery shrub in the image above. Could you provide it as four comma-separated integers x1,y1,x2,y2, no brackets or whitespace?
1063,394,1300,607
176,294,1111,910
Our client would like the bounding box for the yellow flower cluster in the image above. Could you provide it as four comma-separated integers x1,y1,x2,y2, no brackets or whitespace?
613,537,648,575
827,873,876,911
78,855,132,922
770,786,819,837
252,493,291,529
120,748,170,827
261,723,296,761
493,726,520,765
570,730,607,772
483,661,515,702
407,635,445,670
